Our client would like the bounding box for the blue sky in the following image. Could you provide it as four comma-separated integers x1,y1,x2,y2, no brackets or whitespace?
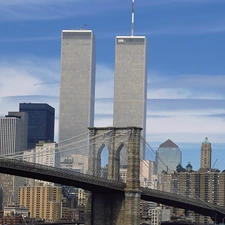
0,0,225,171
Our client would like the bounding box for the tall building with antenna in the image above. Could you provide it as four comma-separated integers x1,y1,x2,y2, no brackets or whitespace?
58,30,96,155
113,0,148,161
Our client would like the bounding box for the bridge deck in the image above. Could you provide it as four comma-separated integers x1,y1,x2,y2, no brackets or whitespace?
0,158,225,221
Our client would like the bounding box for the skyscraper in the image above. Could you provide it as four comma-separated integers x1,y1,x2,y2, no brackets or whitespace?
200,137,212,170
156,139,182,174
7,111,28,151
19,103,55,149
0,174,25,208
0,116,22,155
0,116,26,207
58,30,96,149
113,36,148,161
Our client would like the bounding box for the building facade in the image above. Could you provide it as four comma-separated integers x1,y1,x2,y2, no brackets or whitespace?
113,36,148,163
200,137,212,170
19,103,55,150
23,141,59,186
0,114,27,210
60,154,89,173
0,117,22,155
4,205,29,217
140,160,157,188
58,30,96,156
7,112,28,152
19,182,62,221
0,174,25,208
35,141,59,167
175,171,225,223
148,207,170,225
156,139,182,174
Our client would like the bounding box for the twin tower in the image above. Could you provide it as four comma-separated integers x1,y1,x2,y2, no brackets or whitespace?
58,30,148,159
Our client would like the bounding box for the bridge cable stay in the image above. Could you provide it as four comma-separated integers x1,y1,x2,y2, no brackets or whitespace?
1,130,92,159
140,136,224,215
0,132,129,188
2,128,131,162
117,146,157,188
24,130,128,162
58,130,91,145
1,130,131,182
2,130,110,160
56,130,130,177
2,129,112,160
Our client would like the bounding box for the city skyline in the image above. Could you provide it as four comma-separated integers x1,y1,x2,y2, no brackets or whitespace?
0,0,225,170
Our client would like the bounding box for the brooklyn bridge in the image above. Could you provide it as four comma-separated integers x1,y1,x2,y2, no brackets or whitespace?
0,127,224,225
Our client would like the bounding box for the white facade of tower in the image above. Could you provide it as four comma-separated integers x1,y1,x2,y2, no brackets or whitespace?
8,111,28,152
23,141,59,186
58,30,96,154
35,141,59,167
113,36,148,160
0,117,22,155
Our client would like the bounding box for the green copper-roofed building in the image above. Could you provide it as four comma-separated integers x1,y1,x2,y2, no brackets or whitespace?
200,137,212,170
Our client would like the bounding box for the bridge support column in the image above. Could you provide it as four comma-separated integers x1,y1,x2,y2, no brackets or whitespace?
123,127,142,225
84,191,92,225
124,191,141,225
85,127,142,225
85,191,125,225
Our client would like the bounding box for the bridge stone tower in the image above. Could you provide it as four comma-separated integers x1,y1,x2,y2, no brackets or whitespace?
85,126,142,225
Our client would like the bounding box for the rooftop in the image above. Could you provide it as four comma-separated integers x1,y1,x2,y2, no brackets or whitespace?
203,137,209,143
159,139,178,148
62,29,93,32
116,36,146,39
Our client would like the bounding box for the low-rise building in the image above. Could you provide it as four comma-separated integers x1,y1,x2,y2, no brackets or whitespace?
4,204,29,217
148,207,170,225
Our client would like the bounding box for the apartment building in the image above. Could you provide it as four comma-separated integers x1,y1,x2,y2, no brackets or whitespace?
19,182,62,221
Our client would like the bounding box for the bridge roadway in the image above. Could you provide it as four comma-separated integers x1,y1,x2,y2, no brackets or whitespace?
35,221,84,225
0,158,225,221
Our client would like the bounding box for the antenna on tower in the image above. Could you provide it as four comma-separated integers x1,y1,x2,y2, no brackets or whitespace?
131,0,135,36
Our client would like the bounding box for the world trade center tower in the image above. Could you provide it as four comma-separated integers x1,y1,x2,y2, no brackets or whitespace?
58,30,96,154
113,36,148,162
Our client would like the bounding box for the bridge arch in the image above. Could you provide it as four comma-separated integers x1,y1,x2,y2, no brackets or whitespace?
88,127,131,181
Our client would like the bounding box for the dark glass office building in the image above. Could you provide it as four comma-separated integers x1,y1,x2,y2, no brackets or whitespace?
19,103,55,149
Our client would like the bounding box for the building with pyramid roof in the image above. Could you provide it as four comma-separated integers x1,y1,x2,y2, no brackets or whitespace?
156,139,181,174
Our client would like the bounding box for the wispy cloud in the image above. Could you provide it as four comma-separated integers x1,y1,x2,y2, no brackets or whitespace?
0,56,60,114
0,0,224,22
94,22,225,39
0,0,85,21
148,73,225,100
0,0,126,21
1,57,225,166
136,23,225,36
141,0,225,7
0,36,59,43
